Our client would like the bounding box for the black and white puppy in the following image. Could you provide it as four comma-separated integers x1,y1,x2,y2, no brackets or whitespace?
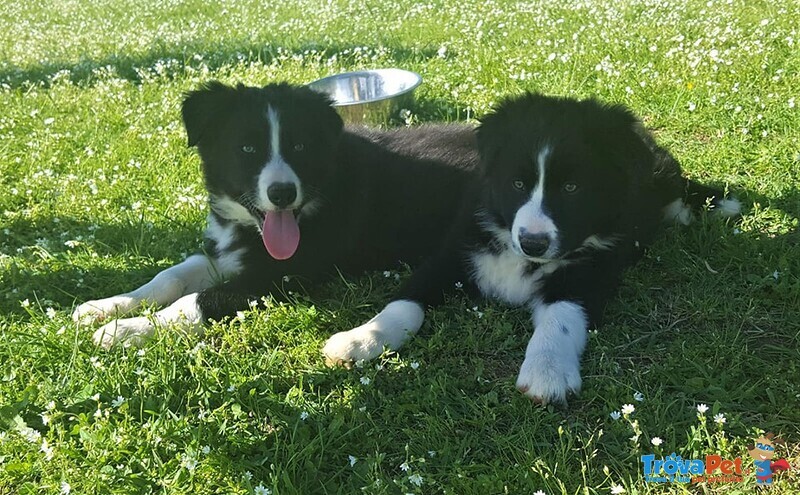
73,82,478,348
323,93,740,404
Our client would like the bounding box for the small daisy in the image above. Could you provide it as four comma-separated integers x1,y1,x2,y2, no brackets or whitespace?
46,307,57,319
410,361,420,370
633,391,644,402
200,445,210,455
60,482,71,495
254,485,271,495
111,396,126,408
408,474,423,486
651,437,663,446
40,439,54,460
21,299,30,308
360,376,371,385
348,455,357,467
400,461,410,471
609,411,621,420
621,404,635,415
610,485,625,494
696,403,709,414
713,413,726,424
534,491,546,495
455,281,464,289
300,411,309,421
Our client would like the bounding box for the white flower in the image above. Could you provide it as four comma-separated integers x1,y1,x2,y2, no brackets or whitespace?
227,385,236,392
248,299,258,308
181,455,198,471
383,271,392,278
46,401,56,411
772,270,779,280
21,299,30,308
300,411,309,421
651,437,663,446
46,307,57,319
455,281,463,289
714,413,726,424
609,411,621,420
201,445,210,455
697,403,709,414
236,311,246,321
254,484,271,495
111,396,126,408
243,471,253,480
621,404,635,415
410,361,420,370
360,376,371,385
688,102,696,112
40,439,54,460
534,491,546,495
137,349,146,357
348,455,357,467
41,413,51,425
610,485,625,494
60,482,71,495
633,391,644,402
408,473,423,486
19,426,41,443
400,461,410,471
44,117,55,125
93,409,102,418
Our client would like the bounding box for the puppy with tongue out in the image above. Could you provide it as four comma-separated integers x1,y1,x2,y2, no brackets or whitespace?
262,210,300,260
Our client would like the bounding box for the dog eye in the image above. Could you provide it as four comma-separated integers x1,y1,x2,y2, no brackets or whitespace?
563,182,578,193
512,180,525,190
294,143,304,152
241,145,256,154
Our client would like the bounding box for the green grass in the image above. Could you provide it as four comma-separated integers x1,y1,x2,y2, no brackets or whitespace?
1,0,799,493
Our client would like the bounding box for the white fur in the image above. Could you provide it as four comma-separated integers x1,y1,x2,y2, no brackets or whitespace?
323,300,425,364
510,146,560,258
470,248,542,306
580,234,618,251
516,300,588,404
257,107,303,210
73,254,227,326
662,198,693,225
93,293,204,349
209,195,258,230
711,198,741,217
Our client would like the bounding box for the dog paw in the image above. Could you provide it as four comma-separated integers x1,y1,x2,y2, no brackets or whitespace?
73,296,139,326
515,351,581,405
92,317,153,349
322,326,385,367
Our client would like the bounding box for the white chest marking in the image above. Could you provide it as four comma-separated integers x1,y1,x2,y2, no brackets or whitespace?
470,249,542,306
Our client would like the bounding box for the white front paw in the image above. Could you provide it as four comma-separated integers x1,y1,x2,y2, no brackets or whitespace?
516,350,581,405
73,296,139,326
93,317,154,349
322,325,385,366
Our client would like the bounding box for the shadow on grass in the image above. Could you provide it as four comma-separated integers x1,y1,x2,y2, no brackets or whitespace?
0,39,444,89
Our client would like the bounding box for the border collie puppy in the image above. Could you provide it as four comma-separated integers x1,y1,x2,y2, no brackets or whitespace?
73,82,478,348
323,93,740,404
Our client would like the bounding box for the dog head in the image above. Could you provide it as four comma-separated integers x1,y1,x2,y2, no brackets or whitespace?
181,81,343,259
476,93,654,262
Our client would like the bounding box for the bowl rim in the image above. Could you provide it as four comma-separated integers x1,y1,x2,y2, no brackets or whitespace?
306,68,422,107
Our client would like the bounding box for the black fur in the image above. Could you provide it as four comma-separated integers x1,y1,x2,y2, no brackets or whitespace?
182,82,478,321
384,92,736,402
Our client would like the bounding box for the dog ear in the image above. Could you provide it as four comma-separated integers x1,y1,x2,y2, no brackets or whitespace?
181,81,234,147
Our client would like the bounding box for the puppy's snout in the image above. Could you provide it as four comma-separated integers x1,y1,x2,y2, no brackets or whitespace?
518,228,550,258
267,182,297,208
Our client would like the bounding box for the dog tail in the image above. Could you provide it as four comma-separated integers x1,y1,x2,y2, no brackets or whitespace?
662,178,741,225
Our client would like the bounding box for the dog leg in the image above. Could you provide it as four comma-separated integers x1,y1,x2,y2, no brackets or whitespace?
516,300,588,405
92,293,204,349
73,254,222,326
323,300,425,364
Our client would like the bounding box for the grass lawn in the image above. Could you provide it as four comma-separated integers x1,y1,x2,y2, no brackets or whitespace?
1,0,799,493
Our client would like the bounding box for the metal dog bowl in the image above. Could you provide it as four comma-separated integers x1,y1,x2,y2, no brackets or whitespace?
307,68,422,126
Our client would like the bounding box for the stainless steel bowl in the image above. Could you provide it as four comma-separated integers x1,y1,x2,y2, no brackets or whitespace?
307,68,422,126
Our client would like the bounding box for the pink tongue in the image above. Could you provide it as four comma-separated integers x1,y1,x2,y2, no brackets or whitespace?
262,211,300,260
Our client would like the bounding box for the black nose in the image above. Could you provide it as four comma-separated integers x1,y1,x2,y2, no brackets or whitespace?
518,228,550,257
267,182,297,208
